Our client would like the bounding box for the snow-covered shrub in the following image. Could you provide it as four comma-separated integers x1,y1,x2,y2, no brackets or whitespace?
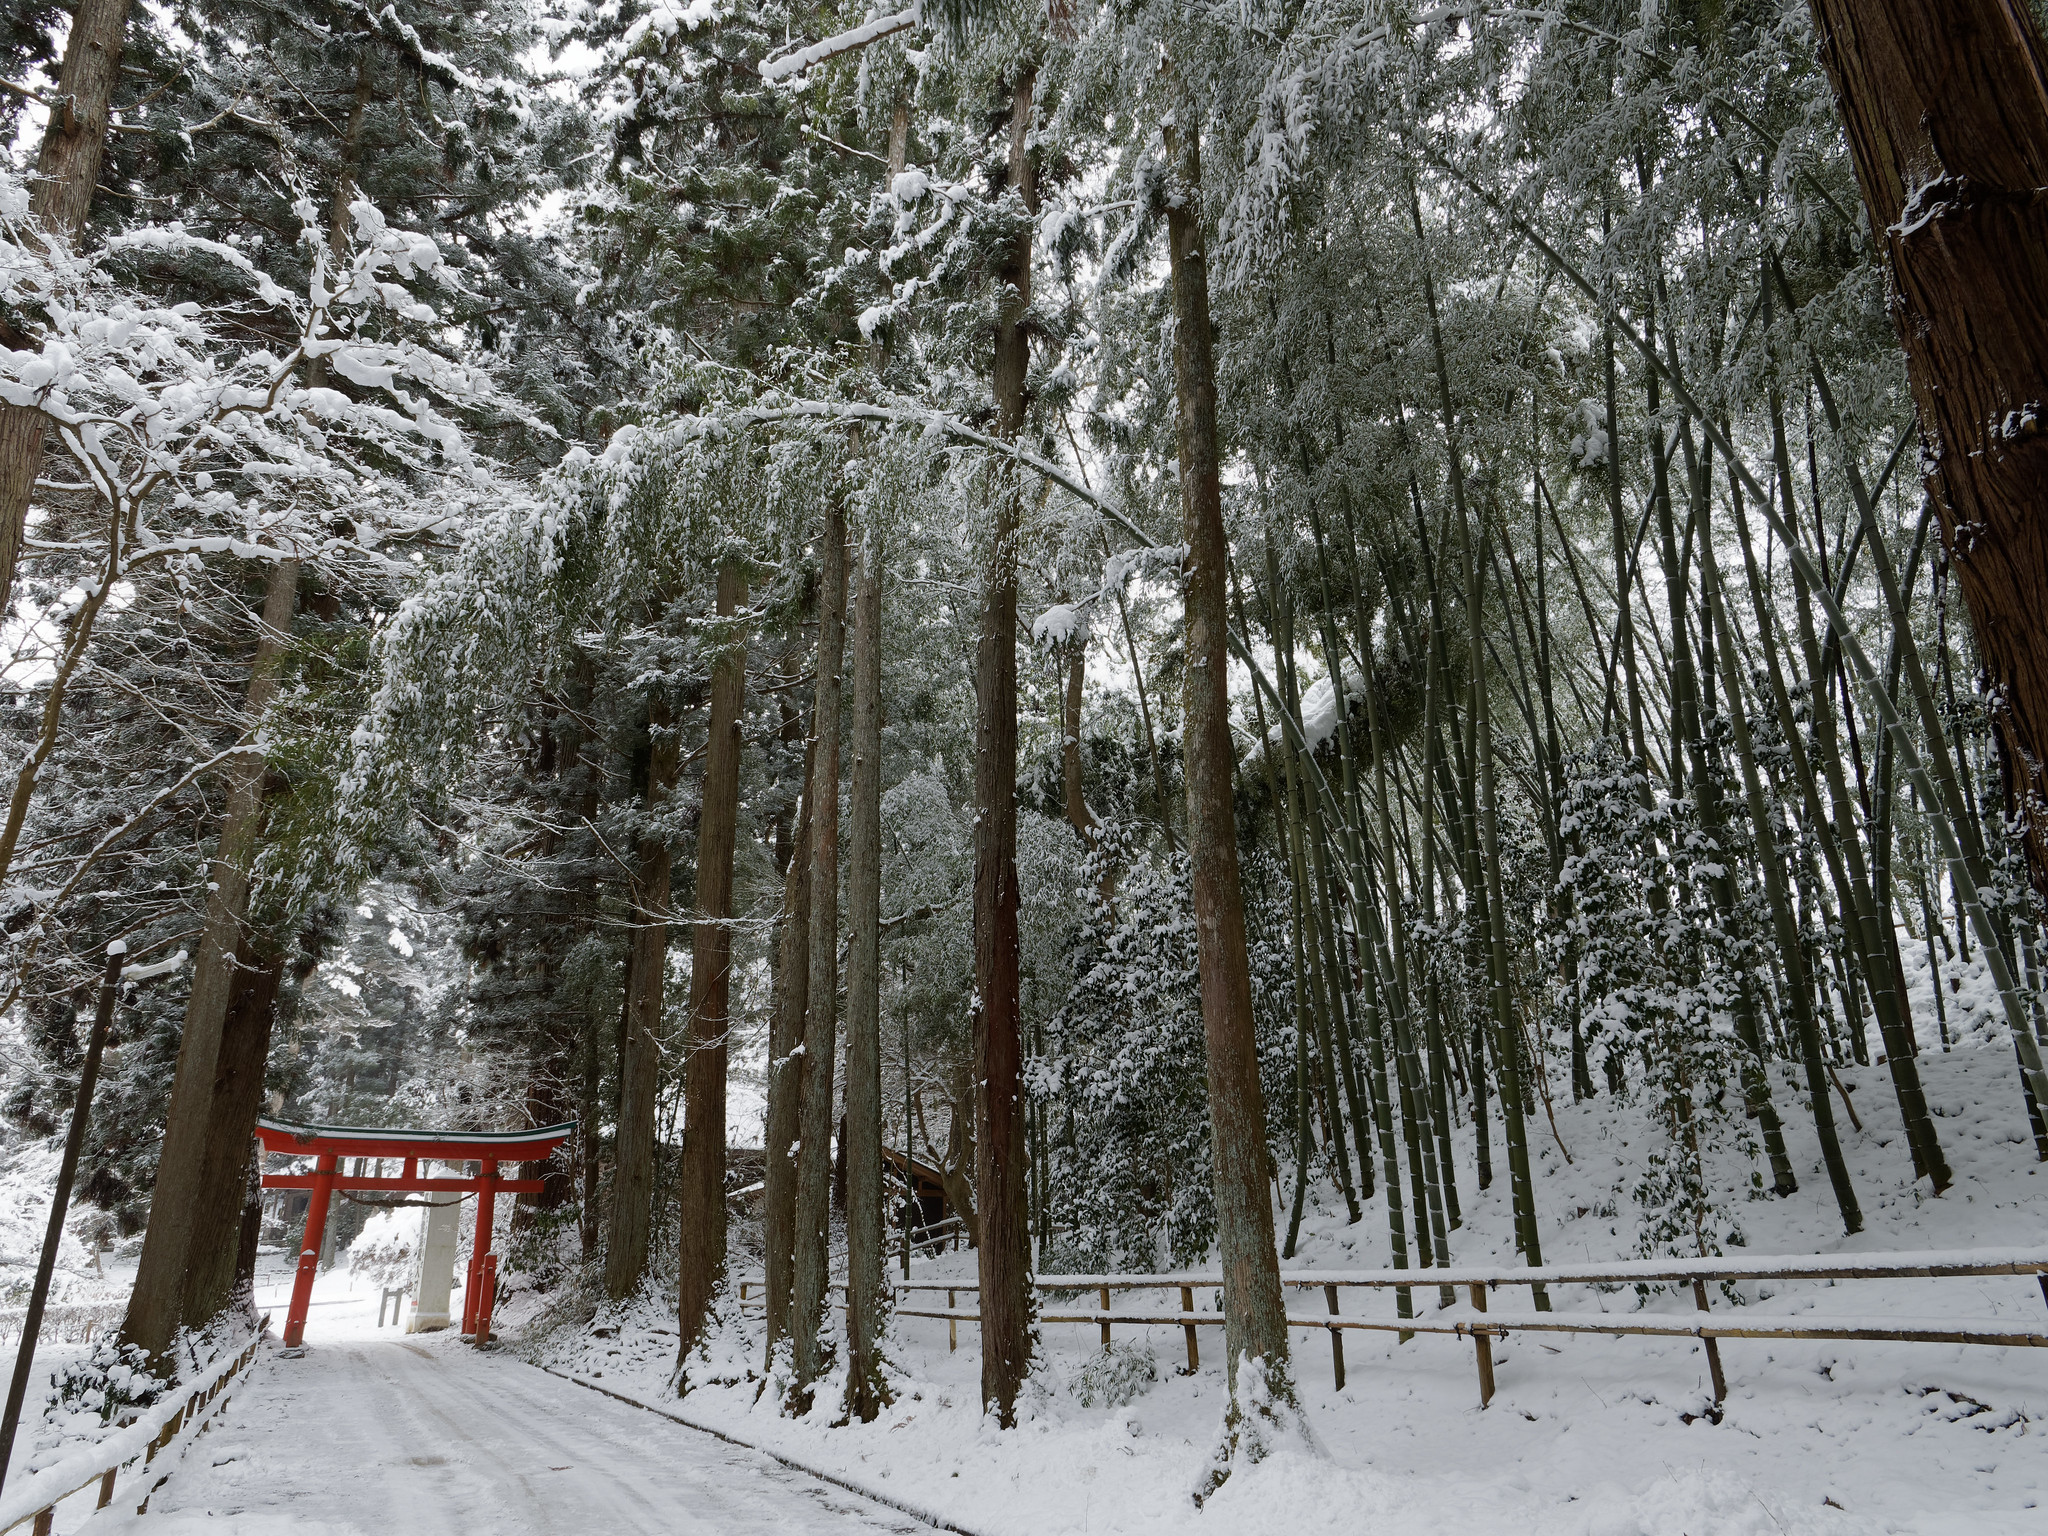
1554,738,1668,1094
505,1205,583,1296
1038,823,1212,1271
1037,822,1295,1272
44,1338,161,1426
1073,1343,1157,1408
1551,737,1759,1261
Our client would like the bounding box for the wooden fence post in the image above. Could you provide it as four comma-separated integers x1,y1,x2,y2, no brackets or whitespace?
1325,1284,1346,1391
947,1289,957,1353
31,1506,51,1535
1470,1283,1495,1409
1692,1280,1728,1406
97,1466,117,1508
1180,1286,1199,1374
1098,1286,1112,1352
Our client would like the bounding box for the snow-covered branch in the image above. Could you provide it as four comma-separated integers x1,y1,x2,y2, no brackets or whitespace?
758,9,920,82
587,394,1155,553
0,168,527,918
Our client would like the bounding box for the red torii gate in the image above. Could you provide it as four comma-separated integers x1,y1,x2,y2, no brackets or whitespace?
256,1117,575,1348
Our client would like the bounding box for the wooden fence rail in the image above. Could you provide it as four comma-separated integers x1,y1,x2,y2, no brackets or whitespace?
904,1216,967,1257
737,1247,2048,1409
0,1323,266,1535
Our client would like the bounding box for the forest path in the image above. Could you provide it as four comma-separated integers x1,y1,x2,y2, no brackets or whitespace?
104,1338,930,1535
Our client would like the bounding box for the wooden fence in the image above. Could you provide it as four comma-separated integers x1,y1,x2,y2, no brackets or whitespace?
739,1247,2048,1409
0,1324,266,1535
905,1216,967,1256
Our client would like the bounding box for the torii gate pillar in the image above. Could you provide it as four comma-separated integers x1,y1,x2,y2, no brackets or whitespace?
282,1154,337,1348
460,1160,500,1342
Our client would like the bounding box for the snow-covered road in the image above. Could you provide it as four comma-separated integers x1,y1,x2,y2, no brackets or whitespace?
91,1338,930,1535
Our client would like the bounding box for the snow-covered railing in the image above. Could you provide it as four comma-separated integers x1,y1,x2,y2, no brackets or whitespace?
0,1303,124,1347
905,1216,967,1256
1031,1246,2048,1289
742,1247,2048,1409
0,1328,265,1535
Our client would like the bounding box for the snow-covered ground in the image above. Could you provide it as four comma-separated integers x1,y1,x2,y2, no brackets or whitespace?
0,1266,936,1534
1,968,2041,1534
65,1269,926,1534
523,1046,2048,1536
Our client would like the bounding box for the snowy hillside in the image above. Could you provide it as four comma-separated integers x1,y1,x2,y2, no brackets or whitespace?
516,1044,2046,1536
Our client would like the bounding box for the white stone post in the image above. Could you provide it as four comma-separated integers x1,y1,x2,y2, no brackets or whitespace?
407,1192,463,1333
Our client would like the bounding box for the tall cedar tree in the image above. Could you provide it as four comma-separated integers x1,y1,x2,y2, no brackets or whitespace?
1805,3,2048,900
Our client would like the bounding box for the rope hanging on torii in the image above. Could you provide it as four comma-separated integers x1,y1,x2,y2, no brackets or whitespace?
255,1117,576,1348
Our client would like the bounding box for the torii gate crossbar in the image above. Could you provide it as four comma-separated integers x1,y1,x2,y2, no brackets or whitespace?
256,1118,575,1347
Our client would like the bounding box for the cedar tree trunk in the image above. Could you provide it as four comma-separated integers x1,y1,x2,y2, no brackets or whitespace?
179,953,284,1333
1162,116,1294,1418
1061,633,1095,841
0,0,133,622
973,67,1039,1429
1807,1,2048,890
605,693,681,1301
762,724,814,1363
123,558,298,1362
844,518,888,1421
677,565,749,1368
790,501,849,1402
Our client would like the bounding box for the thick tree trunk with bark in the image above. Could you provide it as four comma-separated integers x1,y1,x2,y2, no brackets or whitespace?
790,502,848,1403
973,67,1038,1429
844,519,888,1421
26,0,132,244
1806,0,2048,891
762,726,814,1364
0,0,134,622
605,695,681,1301
123,559,298,1362
179,953,284,1334
930,1065,979,1246
677,566,749,1369
1162,117,1295,1433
